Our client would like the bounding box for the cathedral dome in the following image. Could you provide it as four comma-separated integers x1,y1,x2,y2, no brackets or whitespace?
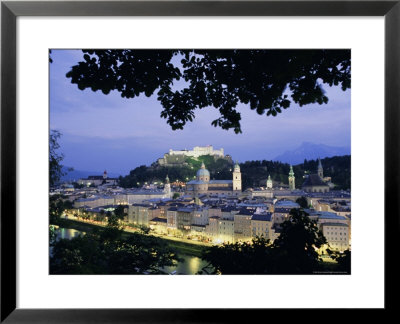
196,162,210,177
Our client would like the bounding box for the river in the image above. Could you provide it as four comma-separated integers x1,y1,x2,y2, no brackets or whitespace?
53,227,210,275
162,255,210,275
56,227,84,240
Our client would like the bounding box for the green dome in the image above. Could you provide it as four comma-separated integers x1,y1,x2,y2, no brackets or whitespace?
197,162,210,177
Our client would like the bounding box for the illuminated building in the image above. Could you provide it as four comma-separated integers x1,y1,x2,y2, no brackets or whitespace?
302,159,330,193
186,162,242,197
251,212,274,240
78,170,118,187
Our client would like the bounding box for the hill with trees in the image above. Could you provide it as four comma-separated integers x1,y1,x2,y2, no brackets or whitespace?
240,155,350,190
118,155,351,190
119,155,233,188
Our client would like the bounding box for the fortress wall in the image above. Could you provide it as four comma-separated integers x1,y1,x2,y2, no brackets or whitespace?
168,146,224,158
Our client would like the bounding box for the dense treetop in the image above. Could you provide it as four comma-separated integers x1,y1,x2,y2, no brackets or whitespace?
66,49,350,133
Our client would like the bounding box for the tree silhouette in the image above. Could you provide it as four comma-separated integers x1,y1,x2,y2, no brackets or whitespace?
66,49,350,133
271,208,327,274
200,236,273,274
50,228,178,274
200,209,328,274
327,249,351,274
49,130,65,187
49,129,73,187
296,196,309,208
114,205,128,220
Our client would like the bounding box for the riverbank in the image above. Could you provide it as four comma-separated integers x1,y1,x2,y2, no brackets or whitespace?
51,219,344,274
53,218,206,258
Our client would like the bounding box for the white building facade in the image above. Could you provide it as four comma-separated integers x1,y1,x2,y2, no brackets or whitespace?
168,145,224,158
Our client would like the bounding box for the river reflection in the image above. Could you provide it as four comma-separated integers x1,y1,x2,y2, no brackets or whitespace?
53,228,211,275
56,227,85,240
162,255,210,275
50,227,85,257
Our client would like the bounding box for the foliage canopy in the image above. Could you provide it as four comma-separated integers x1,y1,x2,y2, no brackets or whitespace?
49,130,65,187
66,49,350,133
50,228,179,274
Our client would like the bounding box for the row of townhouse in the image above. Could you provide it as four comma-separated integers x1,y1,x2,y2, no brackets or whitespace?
72,196,350,251
164,205,276,244
128,201,351,251
200,204,351,250
73,195,116,208
73,190,171,209
127,204,161,225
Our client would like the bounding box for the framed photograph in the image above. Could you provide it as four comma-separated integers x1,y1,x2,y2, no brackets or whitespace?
1,0,398,322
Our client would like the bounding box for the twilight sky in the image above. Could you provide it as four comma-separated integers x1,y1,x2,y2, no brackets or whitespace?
50,50,351,175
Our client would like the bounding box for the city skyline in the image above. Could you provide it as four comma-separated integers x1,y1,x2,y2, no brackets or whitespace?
50,50,351,175
49,49,352,276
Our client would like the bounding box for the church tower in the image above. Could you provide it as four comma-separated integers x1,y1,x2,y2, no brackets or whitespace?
317,158,324,178
232,161,242,191
164,175,171,198
266,174,273,189
288,165,295,190
103,170,108,179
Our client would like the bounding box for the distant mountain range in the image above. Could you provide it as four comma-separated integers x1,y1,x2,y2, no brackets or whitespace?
61,167,121,182
273,142,350,165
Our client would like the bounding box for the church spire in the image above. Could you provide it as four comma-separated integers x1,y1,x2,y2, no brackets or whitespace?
266,174,273,189
164,174,171,198
317,158,324,178
288,165,295,190
234,160,240,172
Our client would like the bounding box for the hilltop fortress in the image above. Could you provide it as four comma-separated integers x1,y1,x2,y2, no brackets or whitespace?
157,145,230,166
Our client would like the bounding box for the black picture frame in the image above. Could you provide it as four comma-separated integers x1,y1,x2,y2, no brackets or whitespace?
1,0,398,322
